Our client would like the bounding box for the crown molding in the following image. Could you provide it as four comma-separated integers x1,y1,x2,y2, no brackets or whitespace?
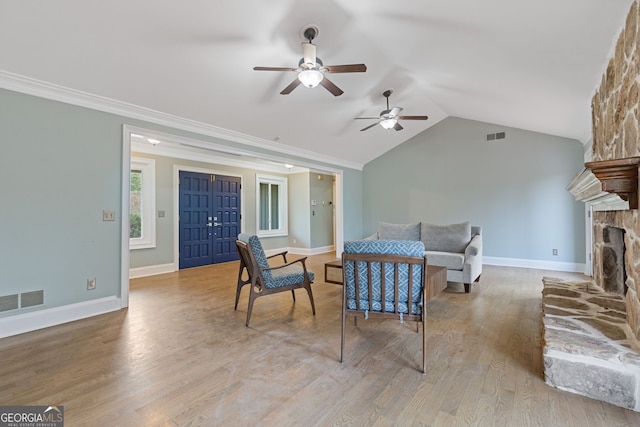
0,69,364,171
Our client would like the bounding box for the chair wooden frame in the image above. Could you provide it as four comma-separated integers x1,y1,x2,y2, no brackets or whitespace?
235,249,295,310
341,252,427,374
235,239,316,326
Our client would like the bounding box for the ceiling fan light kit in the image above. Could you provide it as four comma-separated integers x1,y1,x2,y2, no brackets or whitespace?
298,68,323,88
380,118,397,130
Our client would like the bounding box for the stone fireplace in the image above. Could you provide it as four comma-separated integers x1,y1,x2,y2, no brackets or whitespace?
601,226,627,295
546,0,640,411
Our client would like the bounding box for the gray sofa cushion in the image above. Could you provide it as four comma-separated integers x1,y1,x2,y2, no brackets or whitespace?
378,222,421,241
421,221,471,253
425,251,465,270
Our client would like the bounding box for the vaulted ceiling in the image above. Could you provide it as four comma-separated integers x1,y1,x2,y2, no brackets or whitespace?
0,0,633,169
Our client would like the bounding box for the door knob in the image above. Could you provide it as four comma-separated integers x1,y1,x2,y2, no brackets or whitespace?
206,223,212,227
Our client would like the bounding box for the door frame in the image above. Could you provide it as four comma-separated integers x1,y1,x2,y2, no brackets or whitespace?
120,124,345,309
174,165,245,270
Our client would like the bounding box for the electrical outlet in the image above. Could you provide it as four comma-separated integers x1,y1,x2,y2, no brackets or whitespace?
102,210,115,221
552,249,558,256
87,278,96,290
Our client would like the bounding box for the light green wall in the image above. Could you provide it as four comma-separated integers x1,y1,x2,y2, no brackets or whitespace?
0,89,123,314
0,88,363,319
310,173,334,247
342,168,364,241
288,172,311,248
363,116,586,263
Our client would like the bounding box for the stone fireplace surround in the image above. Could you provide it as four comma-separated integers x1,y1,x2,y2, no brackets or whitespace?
544,0,640,411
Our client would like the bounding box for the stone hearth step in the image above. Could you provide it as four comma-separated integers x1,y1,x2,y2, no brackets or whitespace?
542,277,640,412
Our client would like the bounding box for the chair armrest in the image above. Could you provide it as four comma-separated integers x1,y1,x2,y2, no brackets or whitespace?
267,250,288,263
264,256,309,271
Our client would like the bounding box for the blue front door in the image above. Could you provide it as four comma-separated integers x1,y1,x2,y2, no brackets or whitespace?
211,174,241,263
179,171,240,269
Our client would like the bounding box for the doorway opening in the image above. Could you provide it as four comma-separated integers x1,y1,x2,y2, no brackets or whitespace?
120,125,345,307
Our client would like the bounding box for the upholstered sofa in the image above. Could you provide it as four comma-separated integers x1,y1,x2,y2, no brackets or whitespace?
365,221,482,293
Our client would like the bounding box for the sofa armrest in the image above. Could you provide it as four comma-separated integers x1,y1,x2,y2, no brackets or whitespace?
465,234,482,258
462,234,483,286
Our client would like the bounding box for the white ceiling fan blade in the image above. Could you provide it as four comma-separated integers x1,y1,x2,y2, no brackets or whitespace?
302,42,316,67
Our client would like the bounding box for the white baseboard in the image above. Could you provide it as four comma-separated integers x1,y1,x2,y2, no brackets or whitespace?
130,262,176,278
264,245,334,257
484,256,586,274
0,296,122,339
287,245,335,256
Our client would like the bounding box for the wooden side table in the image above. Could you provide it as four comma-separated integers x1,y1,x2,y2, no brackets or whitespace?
426,265,447,301
324,259,343,284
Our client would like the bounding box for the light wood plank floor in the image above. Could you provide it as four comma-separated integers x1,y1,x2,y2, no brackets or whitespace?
2,253,640,426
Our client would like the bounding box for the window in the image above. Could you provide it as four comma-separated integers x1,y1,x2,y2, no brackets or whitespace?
256,174,287,237
130,157,156,249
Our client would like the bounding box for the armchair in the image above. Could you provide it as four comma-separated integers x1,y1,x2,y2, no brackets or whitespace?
235,233,316,326
341,240,428,373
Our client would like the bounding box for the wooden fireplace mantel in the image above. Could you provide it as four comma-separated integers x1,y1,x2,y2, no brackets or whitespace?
584,157,640,210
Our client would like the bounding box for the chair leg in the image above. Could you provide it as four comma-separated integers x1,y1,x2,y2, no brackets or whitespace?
246,291,257,327
234,283,243,310
303,283,316,315
340,303,346,364
422,318,426,375
291,289,296,302
235,264,248,310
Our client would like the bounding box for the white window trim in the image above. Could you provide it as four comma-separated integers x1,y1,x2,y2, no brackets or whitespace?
130,156,156,249
256,174,288,237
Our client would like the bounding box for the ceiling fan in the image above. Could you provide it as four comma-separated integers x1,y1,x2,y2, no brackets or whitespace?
355,90,429,131
253,26,367,97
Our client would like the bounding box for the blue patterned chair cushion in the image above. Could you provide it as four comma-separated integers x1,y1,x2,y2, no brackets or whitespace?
270,264,314,288
238,233,272,279
237,233,314,287
343,240,424,315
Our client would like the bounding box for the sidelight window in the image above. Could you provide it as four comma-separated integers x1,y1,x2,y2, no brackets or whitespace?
256,174,287,237
130,156,156,249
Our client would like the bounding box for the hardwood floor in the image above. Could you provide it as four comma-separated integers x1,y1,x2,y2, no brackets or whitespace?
2,253,640,426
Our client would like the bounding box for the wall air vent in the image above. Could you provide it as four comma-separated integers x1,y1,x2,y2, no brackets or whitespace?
0,294,19,312
486,132,506,141
21,290,44,308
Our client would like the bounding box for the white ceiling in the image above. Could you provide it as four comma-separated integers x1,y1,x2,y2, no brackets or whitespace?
0,0,633,169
